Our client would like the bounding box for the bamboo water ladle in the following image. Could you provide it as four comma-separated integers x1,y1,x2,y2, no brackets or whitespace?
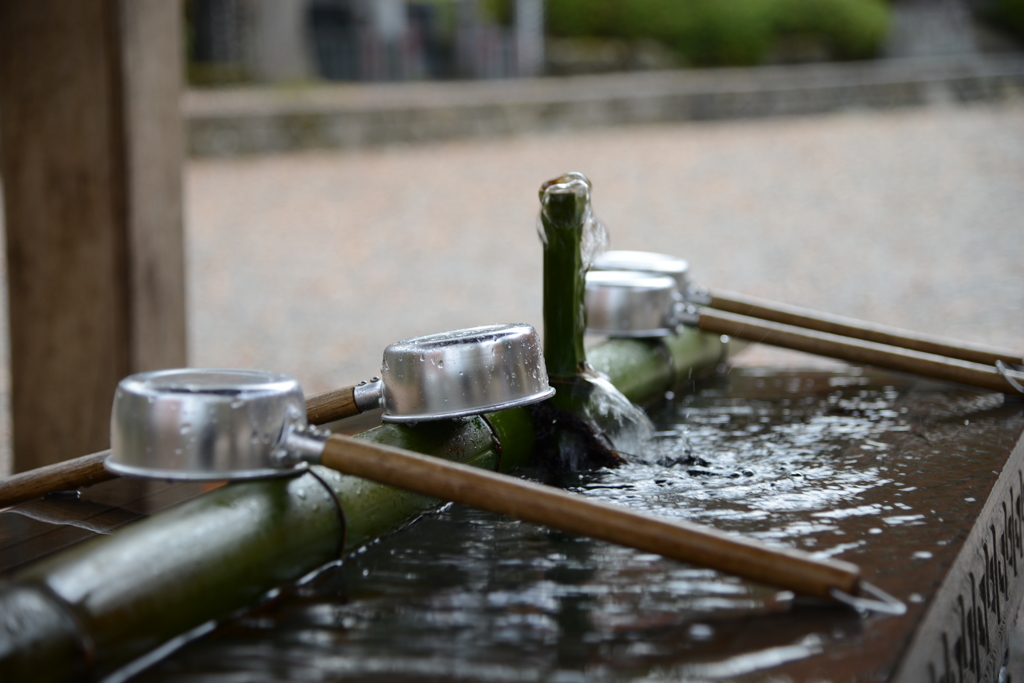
0,382,386,509
0,324,554,507
318,323,555,423
589,251,1024,393
95,367,901,613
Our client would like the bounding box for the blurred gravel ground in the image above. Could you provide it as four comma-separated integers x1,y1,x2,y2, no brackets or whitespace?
186,101,1024,392
2,101,1023,475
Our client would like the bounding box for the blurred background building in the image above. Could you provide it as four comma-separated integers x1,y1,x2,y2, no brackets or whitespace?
185,0,1024,86
187,0,545,83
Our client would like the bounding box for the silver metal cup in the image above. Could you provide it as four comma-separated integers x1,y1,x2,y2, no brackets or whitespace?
107,368,309,480
380,324,554,422
591,250,690,296
585,270,679,338
106,325,555,479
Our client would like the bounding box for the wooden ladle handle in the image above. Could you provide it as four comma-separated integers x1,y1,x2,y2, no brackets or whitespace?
319,433,862,601
694,308,1024,394
0,450,111,510
305,385,360,424
707,289,1024,368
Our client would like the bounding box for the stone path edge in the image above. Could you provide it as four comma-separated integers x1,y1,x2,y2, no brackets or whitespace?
185,54,1024,156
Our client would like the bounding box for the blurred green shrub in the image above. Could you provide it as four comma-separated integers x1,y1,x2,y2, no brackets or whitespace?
986,0,1024,39
546,0,891,66
672,1,774,65
770,0,891,59
481,0,514,25
546,0,623,36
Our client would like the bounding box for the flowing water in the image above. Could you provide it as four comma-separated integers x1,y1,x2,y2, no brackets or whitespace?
129,366,1017,682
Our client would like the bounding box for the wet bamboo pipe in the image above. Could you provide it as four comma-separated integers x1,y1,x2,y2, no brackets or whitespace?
704,289,1024,368
319,432,861,601
684,308,1024,394
0,386,368,510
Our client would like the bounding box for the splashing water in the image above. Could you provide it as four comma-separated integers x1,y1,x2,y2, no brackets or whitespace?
529,368,661,471
577,369,656,461
535,172,608,271
579,212,608,272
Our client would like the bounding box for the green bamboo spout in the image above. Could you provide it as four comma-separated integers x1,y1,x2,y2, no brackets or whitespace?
539,172,598,380
536,172,638,469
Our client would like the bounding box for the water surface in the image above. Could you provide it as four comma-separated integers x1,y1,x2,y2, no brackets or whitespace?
132,367,1016,682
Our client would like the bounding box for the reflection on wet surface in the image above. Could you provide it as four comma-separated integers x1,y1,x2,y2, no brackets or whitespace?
132,367,1024,682
0,479,219,575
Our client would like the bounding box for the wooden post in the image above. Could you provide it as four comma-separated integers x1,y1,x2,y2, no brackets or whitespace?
0,0,186,472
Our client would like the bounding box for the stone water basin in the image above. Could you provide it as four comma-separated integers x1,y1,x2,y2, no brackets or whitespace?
119,365,1024,682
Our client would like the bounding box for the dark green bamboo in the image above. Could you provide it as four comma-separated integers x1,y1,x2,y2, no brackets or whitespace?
534,172,728,467
588,327,727,405
539,173,590,380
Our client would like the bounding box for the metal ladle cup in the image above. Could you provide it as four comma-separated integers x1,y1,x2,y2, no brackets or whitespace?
106,351,554,480
378,323,554,421
107,369,311,481
584,270,681,338
591,250,691,296
0,324,556,505
319,324,555,424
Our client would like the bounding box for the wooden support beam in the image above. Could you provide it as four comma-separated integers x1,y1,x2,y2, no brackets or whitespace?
0,0,186,472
